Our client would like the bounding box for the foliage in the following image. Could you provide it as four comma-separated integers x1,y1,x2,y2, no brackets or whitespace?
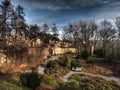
57,79,120,90
75,54,81,59
81,51,90,59
57,80,80,90
41,75,57,87
68,74,120,90
94,49,104,58
71,60,82,68
69,75,81,82
47,60,59,68
86,56,95,63
67,79,80,87
19,72,41,89
79,82,95,90
64,56,71,70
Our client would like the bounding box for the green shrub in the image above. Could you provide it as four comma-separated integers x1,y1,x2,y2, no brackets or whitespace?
19,72,41,89
57,80,80,90
47,60,58,68
70,75,81,82
67,79,80,87
64,56,71,70
75,54,81,59
99,84,114,90
79,82,95,90
94,49,104,58
71,60,82,68
81,51,90,59
41,75,57,87
86,56,95,63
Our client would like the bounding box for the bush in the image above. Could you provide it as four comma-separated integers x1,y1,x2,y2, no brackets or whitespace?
94,49,104,58
47,60,58,68
41,75,57,87
64,56,71,70
75,54,81,59
81,51,90,59
70,75,81,82
19,72,41,89
86,56,95,63
71,60,82,68
79,82,95,90
67,79,80,87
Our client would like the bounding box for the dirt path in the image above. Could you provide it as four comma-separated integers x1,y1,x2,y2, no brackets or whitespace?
61,71,120,86
38,56,59,74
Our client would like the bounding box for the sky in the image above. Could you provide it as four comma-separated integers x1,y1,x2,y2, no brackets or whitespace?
4,0,120,27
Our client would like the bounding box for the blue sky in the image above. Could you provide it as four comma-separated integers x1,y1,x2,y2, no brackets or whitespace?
7,0,120,27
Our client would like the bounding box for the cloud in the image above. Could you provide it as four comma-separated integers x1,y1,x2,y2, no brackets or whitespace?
11,0,108,11
11,0,120,27
88,1,120,20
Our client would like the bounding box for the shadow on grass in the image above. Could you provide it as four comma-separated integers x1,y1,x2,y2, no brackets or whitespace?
0,75,30,90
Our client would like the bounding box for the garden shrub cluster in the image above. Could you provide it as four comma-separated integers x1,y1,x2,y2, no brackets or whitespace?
57,80,120,90
19,72,120,90
71,60,82,68
94,49,104,58
19,72,41,89
69,75,81,82
81,51,90,59
86,56,95,63
75,54,81,59
47,60,59,68
76,51,90,59
41,75,58,87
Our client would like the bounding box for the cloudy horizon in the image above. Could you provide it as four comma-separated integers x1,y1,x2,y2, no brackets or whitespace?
8,0,120,27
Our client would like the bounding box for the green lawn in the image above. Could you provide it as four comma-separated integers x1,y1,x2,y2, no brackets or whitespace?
0,76,30,90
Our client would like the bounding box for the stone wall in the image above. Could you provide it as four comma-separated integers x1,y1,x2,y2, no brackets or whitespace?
54,47,76,54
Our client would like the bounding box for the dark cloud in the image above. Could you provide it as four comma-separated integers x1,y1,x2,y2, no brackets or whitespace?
11,0,120,26
12,0,120,11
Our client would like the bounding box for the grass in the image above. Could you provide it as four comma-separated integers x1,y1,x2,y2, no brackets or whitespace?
0,76,30,90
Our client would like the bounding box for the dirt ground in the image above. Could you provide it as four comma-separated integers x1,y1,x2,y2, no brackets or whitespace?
78,59,120,77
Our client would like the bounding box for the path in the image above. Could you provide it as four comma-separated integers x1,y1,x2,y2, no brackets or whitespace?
38,66,46,74
61,71,120,86
37,56,59,74
38,56,120,86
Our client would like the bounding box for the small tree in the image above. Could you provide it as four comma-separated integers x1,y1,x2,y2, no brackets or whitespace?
64,56,71,69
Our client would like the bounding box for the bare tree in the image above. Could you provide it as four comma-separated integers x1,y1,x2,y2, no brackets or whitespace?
42,23,49,34
115,17,120,59
62,21,97,54
29,24,40,46
51,23,59,54
11,5,27,41
99,20,116,58
0,0,13,47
